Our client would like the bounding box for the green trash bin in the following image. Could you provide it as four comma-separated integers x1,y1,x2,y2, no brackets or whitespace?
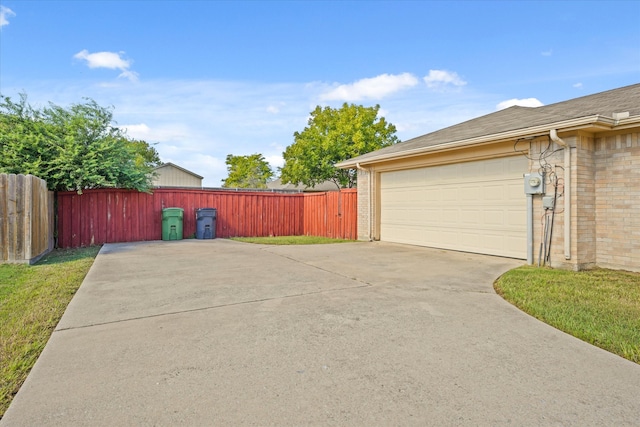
162,207,184,241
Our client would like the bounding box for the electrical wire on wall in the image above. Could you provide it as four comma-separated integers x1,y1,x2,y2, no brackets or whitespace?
538,176,561,266
515,136,566,266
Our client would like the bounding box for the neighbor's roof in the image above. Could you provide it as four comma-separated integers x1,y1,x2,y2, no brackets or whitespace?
337,83,640,168
154,162,204,179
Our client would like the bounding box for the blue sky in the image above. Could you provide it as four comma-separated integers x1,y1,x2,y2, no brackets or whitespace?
1,1,639,187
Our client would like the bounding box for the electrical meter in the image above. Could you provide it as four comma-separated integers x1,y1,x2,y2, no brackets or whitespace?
524,173,545,194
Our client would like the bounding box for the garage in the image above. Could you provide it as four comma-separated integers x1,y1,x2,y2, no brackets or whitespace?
380,155,527,259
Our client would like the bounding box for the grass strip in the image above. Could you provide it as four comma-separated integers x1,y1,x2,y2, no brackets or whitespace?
0,246,101,418
231,236,355,245
494,266,640,364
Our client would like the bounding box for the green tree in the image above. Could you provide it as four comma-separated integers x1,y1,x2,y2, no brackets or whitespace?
128,139,161,169
0,94,159,192
222,153,274,188
280,103,399,189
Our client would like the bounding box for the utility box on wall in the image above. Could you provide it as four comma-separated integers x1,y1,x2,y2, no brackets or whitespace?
524,173,545,195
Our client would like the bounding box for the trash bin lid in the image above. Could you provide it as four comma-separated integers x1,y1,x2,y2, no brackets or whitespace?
162,207,184,218
196,208,216,218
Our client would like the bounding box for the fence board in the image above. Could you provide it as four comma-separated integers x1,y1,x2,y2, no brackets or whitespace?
0,174,54,264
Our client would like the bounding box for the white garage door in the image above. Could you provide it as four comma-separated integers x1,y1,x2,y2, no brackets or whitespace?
380,156,527,258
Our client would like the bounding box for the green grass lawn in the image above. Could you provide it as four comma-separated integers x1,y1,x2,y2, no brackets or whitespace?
495,266,640,364
0,246,100,418
231,235,355,245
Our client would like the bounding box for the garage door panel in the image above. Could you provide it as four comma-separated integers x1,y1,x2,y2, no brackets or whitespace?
459,209,480,224
459,187,481,201
380,156,527,259
441,188,459,201
441,209,460,223
483,210,505,225
460,232,481,248
507,209,526,227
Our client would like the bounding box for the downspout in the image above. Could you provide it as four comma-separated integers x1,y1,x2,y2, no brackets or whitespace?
527,193,534,264
356,163,372,241
550,129,571,260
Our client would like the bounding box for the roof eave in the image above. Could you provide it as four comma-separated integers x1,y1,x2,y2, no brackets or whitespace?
336,114,634,169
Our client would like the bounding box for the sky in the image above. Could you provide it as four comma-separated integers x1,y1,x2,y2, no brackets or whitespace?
1,1,639,187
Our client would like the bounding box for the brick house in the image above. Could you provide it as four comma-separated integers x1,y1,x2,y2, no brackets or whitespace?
337,83,640,272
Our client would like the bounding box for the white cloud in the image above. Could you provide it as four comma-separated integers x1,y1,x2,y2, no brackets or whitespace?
496,98,544,110
121,121,195,147
74,50,130,69
73,50,139,82
0,5,16,28
377,107,389,118
118,70,140,82
541,49,553,56
267,102,287,114
423,70,467,89
265,154,285,171
320,73,419,101
121,123,151,138
2,77,490,187
573,82,583,89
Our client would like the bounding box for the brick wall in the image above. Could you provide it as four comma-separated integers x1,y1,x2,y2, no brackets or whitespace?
595,132,640,272
357,168,371,241
529,131,640,272
574,135,597,269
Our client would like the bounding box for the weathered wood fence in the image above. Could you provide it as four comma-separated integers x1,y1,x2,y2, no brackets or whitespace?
0,174,54,264
56,188,357,248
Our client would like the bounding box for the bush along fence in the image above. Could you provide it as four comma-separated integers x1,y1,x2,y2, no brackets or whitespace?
0,173,54,264
56,188,357,248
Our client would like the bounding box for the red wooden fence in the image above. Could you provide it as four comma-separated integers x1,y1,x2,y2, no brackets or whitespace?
303,190,357,239
56,188,357,248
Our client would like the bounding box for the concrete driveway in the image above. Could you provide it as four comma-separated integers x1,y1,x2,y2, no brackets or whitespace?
2,240,639,426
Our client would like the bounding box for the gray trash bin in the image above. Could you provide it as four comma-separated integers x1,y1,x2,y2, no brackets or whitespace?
196,208,217,239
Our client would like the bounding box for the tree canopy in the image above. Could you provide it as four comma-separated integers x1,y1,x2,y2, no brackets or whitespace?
280,103,399,189
0,94,160,192
221,153,274,189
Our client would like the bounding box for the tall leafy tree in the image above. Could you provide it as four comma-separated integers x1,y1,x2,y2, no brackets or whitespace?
0,94,160,192
222,153,274,188
280,103,399,189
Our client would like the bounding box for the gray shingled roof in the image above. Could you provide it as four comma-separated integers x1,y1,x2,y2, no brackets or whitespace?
340,83,640,165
